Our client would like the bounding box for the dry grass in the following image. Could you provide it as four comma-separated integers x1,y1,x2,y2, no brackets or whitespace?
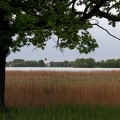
5,70,120,107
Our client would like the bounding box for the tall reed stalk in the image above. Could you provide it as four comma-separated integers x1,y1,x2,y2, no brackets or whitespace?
5,70,120,107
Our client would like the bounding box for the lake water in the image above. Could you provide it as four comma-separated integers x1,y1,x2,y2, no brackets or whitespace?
5,67,120,72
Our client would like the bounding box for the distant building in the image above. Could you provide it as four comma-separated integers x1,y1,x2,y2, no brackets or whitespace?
49,61,64,67
44,58,50,67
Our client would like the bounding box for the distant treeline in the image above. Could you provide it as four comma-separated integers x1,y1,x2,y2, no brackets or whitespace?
6,58,120,68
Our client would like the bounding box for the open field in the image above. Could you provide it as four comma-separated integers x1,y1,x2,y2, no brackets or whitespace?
5,70,120,107
2,70,120,119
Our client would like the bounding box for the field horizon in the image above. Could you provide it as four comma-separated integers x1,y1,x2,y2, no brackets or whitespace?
6,67,120,72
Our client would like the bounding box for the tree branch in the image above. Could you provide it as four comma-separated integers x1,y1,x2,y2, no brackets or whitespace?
80,0,109,21
92,23,120,40
72,0,77,12
98,10,120,22
107,2,120,14
67,0,75,7
83,4,90,16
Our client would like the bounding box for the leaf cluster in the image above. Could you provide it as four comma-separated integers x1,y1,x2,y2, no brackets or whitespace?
1,0,120,53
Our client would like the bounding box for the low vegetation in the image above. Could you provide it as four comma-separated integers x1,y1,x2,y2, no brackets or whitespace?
2,70,120,119
1,105,120,120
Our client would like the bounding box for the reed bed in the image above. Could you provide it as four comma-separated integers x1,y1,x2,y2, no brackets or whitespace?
5,70,120,107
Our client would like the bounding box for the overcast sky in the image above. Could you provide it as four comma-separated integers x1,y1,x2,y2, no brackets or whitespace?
6,18,120,62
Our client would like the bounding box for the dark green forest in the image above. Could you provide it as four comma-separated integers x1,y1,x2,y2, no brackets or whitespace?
6,58,120,68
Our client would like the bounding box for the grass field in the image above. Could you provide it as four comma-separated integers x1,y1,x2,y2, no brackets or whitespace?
2,70,120,119
1,104,120,120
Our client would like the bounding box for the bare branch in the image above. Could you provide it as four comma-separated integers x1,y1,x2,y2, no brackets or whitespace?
92,23,120,41
52,36,64,53
91,19,99,24
32,47,38,52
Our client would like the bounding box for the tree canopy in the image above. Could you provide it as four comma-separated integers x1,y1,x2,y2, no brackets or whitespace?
1,0,120,55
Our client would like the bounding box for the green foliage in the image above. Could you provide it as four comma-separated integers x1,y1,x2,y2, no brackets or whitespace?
38,60,46,67
98,60,106,68
9,59,26,67
105,59,117,68
116,59,120,67
25,60,39,67
0,0,100,54
7,58,120,68
1,0,120,54
64,60,71,67
73,58,96,68
9,59,46,67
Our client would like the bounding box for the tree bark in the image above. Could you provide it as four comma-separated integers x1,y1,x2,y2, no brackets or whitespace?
0,51,7,111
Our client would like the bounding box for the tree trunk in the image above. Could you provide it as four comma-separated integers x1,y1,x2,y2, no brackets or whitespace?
0,51,7,111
